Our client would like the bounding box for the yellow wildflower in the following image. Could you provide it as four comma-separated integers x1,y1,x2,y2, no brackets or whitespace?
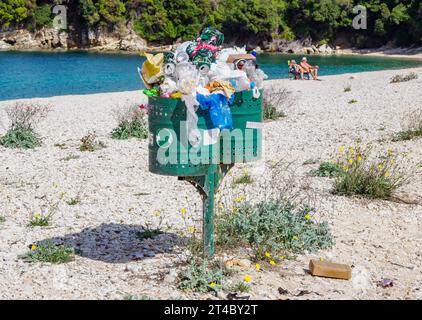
279,256,286,261
153,210,161,217
269,260,276,266
339,146,345,153
265,252,271,258
320,257,325,262
235,196,246,203
244,275,252,283
187,226,195,234
305,214,311,221
342,166,349,172
180,208,187,215
209,282,216,288
31,245,37,251
255,264,261,271
378,164,383,170
385,171,390,178
358,156,363,162
34,214,41,220
348,159,353,165
391,160,395,165
292,235,299,241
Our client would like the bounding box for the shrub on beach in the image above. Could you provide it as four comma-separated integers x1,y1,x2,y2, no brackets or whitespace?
216,200,334,261
390,72,418,83
310,162,343,178
333,145,410,199
21,242,74,264
179,259,228,293
393,108,422,141
80,131,106,152
111,105,148,140
263,87,289,121
0,102,51,149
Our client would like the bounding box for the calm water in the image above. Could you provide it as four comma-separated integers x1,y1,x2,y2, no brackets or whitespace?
0,51,421,101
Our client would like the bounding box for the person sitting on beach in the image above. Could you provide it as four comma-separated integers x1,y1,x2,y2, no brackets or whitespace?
300,57,319,80
288,60,305,80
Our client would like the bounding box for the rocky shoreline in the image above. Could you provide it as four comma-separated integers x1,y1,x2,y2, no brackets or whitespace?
2,27,422,59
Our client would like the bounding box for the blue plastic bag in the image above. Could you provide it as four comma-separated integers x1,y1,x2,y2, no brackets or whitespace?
196,93,234,130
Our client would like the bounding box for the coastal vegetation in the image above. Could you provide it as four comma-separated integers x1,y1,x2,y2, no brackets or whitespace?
111,104,148,140
79,131,106,151
263,86,289,120
0,102,50,149
216,201,334,261
390,72,419,83
393,108,422,141
332,145,410,199
1,0,421,48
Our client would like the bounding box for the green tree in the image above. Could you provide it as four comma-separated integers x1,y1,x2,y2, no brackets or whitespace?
0,0,34,27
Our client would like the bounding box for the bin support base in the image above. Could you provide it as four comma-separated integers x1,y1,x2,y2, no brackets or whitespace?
180,164,234,258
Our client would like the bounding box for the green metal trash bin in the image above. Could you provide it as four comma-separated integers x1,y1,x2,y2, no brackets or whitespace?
148,90,264,256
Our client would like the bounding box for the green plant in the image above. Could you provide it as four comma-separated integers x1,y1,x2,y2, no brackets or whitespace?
344,84,352,92
179,260,226,293
233,171,254,185
390,72,418,83
66,198,80,206
0,102,50,149
33,4,52,28
21,242,74,264
28,213,51,227
263,87,289,121
303,159,319,165
310,162,343,177
393,109,422,141
28,193,63,227
54,143,67,149
348,99,358,104
111,105,148,140
333,145,410,199
0,123,41,149
80,131,106,152
0,216,5,223
217,201,334,261
228,281,250,293
60,155,80,161
136,228,163,241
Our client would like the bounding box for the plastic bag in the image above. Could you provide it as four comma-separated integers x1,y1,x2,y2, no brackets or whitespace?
196,93,234,130
175,63,199,94
181,94,201,147
141,53,164,88
160,77,178,94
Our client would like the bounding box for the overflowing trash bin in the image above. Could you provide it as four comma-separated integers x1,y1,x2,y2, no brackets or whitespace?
139,27,266,257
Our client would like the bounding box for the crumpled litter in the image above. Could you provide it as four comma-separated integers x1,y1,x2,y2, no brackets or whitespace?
181,94,201,147
205,81,235,99
138,27,267,144
141,53,164,88
143,88,160,97
197,93,234,130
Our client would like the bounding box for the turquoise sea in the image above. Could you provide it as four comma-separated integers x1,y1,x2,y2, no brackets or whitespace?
0,51,421,101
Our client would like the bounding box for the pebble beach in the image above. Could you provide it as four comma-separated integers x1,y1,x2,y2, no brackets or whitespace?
0,67,421,300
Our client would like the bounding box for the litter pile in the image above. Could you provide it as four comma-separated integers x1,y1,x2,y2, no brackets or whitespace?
138,27,267,147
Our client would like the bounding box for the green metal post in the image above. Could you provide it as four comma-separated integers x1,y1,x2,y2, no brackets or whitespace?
203,164,216,257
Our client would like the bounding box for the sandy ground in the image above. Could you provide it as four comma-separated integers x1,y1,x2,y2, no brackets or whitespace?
0,67,421,300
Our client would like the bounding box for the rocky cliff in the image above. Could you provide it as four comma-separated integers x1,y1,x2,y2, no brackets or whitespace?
0,26,338,54
0,27,148,52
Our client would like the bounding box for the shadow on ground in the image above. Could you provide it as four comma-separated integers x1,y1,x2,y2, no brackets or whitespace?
39,223,182,263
